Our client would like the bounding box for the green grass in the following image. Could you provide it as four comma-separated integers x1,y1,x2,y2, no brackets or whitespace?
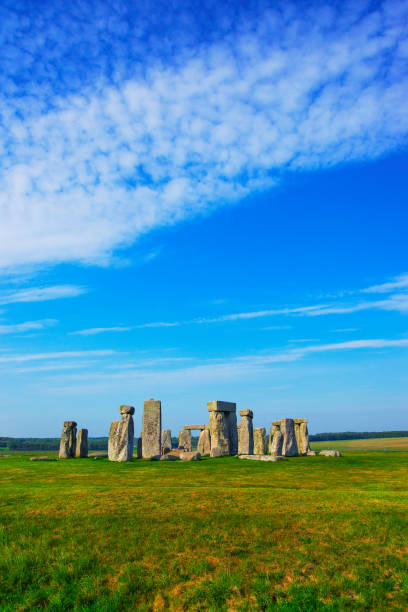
311,436,408,453
0,453,407,611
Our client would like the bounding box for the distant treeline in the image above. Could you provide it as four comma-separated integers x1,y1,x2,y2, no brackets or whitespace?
0,437,109,451
309,431,408,442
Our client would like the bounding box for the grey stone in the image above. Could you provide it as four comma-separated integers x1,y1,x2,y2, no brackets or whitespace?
239,455,285,461
253,427,267,455
280,419,299,457
180,451,201,461
108,413,134,462
161,429,172,453
142,398,162,458
59,421,77,459
225,411,238,455
179,429,192,451
239,408,253,418
197,429,211,455
319,450,341,457
238,411,254,455
120,405,135,415
75,428,88,458
270,429,283,456
298,422,310,455
151,454,179,461
210,446,224,458
184,425,206,430
30,456,56,461
89,452,108,458
207,400,236,412
136,437,142,458
208,411,230,455
307,450,317,456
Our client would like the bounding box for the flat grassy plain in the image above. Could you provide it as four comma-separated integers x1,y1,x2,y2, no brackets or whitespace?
0,451,407,611
311,437,408,453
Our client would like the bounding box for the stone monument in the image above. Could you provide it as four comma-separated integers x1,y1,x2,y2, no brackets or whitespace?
271,418,299,456
161,429,172,453
108,405,135,462
59,421,77,459
197,429,211,455
75,428,88,458
179,429,192,451
253,427,267,455
294,419,311,455
238,409,254,455
142,398,162,458
207,401,237,456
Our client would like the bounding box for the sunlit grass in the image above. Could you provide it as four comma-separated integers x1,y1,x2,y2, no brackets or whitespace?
1,452,407,610
311,436,408,453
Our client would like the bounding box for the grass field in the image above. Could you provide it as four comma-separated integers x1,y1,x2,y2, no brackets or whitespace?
1,452,407,611
310,436,408,453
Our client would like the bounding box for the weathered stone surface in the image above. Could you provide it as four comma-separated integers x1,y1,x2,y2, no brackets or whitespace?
239,455,285,461
307,450,317,456
279,418,299,456
184,425,206,430
238,412,254,455
209,411,230,455
151,454,179,461
210,446,224,458
30,456,56,461
225,411,238,455
253,427,267,455
179,429,192,451
239,408,253,418
75,428,88,458
294,418,308,424
197,429,211,455
59,421,77,459
89,452,108,458
120,405,135,415
319,450,341,457
298,422,310,455
136,437,142,458
180,451,201,461
270,430,283,456
207,400,236,412
108,414,134,462
161,429,172,453
142,398,162,458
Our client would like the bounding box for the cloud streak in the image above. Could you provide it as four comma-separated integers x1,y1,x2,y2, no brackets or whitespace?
0,319,57,334
0,1,407,269
0,285,86,305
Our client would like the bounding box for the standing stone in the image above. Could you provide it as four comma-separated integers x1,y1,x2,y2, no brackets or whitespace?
142,399,162,458
108,406,135,462
75,428,88,458
197,429,211,455
136,437,143,459
59,421,77,459
179,429,192,451
207,401,236,456
238,409,254,455
274,418,298,456
253,427,267,455
270,427,283,456
162,429,172,453
295,419,310,455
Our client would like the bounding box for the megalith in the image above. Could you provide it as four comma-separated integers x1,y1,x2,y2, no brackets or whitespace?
142,398,162,458
197,429,211,455
59,421,77,459
294,419,311,455
75,428,88,458
108,405,135,462
238,409,254,455
207,401,236,456
179,429,192,451
162,429,172,453
253,427,267,455
272,418,299,456
270,425,283,456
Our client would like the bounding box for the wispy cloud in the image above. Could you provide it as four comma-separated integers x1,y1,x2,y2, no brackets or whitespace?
0,2,407,269
134,322,181,329
362,274,408,294
0,285,86,305
0,319,57,334
0,350,116,364
71,326,132,336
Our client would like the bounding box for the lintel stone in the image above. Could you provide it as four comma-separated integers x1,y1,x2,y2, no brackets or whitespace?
184,424,206,430
239,409,253,418
207,401,236,413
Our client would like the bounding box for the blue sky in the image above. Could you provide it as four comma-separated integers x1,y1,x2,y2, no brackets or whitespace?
0,0,407,437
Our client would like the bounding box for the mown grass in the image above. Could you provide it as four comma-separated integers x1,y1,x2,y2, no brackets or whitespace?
0,452,407,611
311,437,408,453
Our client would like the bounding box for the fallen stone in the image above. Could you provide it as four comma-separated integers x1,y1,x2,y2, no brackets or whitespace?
178,428,192,451
319,450,341,457
89,452,109,458
142,398,162,458
151,454,179,461
167,449,185,458
180,451,201,461
198,428,211,455
253,427,267,455
59,421,77,459
30,456,56,461
307,450,317,456
75,428,88,458
239,455,285,461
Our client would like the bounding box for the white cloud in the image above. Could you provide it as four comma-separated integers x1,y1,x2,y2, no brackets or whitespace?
0,350,116,363
0,2,407,269
0,285,86,304
362,274,408,294
0,319,57,334
71,326,132,336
